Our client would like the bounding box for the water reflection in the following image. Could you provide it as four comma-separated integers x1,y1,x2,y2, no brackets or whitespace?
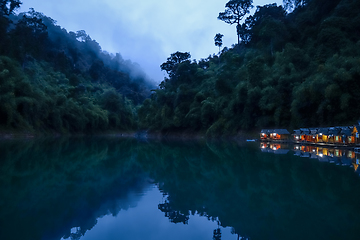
141,140,360,240
158,200,189,224
0,138,360,240
260,142,290,154
0,137,151,240
261,142,360,174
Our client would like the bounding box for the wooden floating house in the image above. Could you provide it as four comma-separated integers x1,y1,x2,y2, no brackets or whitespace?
261,122,360,146
293,125,360,145
260,129,290,141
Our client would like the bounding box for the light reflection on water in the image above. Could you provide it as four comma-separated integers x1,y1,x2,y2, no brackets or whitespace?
260,141,360,174
1,137,360,240
77,185,235,240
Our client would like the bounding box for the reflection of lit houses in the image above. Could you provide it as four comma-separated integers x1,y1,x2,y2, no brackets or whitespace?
353,152,360,173
271,143,281,150
267,143,360,173
261,143,289,154
260,142,268,149
293,144,358,166
260,129,290,141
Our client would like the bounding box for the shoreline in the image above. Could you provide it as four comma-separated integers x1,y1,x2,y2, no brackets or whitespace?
0,129,259,142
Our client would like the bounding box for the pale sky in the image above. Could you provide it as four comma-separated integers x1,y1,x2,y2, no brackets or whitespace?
19,0,282,83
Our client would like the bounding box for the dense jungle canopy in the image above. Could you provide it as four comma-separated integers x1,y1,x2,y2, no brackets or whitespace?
139,0,360,136
1,0,360,136
0,1,154,134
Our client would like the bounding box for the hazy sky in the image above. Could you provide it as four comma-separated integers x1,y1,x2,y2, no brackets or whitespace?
19,0,282,83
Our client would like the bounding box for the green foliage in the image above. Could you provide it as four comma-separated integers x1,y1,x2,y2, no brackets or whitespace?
160,51,191,78
139,0,360,136
0,0,21,16
1,0,359,136
283,0,309,12
214,33,224,56
218,0,254,45
0,8,156,134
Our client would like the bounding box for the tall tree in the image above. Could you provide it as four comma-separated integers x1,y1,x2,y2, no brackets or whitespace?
160,51,191,78
214,33,224,55
0,0,21,16
218,0,253,45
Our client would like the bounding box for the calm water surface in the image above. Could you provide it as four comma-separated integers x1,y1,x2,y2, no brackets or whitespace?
1,137,360,240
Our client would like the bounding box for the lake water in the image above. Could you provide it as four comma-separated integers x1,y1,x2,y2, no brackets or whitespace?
1,137,360,240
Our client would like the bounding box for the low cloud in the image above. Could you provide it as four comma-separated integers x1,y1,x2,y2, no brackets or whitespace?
19,0,282,83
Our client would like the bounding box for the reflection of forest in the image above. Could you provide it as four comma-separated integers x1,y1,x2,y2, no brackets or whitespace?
139,141,360,240
1,138,360,240
0,137,150,240
158,200,189,224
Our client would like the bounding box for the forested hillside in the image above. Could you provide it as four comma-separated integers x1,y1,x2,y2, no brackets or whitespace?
138,0,360,136
0,1,154,134
1,0,360,137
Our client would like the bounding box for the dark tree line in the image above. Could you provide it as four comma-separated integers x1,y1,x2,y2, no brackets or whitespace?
0,2,155,133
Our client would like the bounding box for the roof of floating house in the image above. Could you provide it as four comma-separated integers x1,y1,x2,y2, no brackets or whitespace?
261,129,290,134
263,124,359,137
327,127,341,135
317,126,353,136
273,129,290,134
295,128,318,135
336,126,353,130
341,129,352,136
317,128,330,134
309,128,318,135
299,128,310,133
293,129,301,135
261,129,272,134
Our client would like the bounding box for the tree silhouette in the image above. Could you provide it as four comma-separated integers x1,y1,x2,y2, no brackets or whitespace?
213,228,221,240
160,51,191,78
0,0,21,16
218,0,253,45
158,200,189,224
214,33,224,56
283,0,309,12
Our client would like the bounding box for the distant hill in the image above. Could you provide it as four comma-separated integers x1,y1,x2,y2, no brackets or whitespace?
0,5,155,134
